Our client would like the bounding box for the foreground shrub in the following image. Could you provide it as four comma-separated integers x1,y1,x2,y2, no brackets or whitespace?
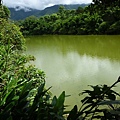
67,77,120,120
0,5,66,120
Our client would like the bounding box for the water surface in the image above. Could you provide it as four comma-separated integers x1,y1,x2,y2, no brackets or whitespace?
26,35,120,110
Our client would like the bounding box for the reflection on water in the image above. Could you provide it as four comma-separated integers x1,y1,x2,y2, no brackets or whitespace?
26,35,120,110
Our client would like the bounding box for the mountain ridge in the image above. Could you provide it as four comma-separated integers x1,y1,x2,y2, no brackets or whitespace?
9,4,89,20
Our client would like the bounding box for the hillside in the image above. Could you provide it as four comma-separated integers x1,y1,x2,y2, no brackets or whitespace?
9,4,88,20
9,7,40,20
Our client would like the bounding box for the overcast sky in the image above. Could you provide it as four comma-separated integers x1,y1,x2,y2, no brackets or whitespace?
3,0,92,10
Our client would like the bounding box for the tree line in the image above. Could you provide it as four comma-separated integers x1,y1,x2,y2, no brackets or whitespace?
16,0,120,35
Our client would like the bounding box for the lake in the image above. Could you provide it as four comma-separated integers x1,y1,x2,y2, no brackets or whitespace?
26,35,120,110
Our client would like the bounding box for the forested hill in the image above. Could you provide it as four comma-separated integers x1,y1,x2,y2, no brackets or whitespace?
9,7,40,20
17,0,120,35
9,4,88,20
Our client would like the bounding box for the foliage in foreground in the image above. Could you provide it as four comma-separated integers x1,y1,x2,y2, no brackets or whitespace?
1,4,120,120
0,5,66,120
67,77,120,120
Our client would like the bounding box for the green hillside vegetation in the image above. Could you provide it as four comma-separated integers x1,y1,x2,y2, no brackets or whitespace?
1,2,120,120
9,7,40,20
17,0,120,35
9,4,88,20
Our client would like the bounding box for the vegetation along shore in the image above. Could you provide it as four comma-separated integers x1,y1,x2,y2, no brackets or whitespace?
1,0,120,119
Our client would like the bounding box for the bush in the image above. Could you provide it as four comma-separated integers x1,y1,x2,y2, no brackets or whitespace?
0,5,10,19
67,77,120,120
0,18,25,51
107,20,120,34
0,5,66,120
98,21,110,34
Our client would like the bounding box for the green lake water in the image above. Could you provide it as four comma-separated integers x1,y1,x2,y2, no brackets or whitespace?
26,35,120,110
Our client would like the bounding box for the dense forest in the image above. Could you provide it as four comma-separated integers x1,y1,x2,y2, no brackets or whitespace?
16,0,120,35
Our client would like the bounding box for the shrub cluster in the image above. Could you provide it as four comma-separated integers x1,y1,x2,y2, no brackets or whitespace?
0,5,66,120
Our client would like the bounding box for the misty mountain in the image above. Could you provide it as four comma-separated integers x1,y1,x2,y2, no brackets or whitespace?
9,4,89,20
9,7,40,20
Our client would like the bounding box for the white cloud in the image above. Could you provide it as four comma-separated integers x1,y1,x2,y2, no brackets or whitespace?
3,0,92,10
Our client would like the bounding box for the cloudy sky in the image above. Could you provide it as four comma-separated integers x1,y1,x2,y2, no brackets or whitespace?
3,0,92,10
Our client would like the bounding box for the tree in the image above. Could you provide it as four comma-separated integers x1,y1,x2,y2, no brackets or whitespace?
0,5,10,19
58,6,66,19
76,6,84,14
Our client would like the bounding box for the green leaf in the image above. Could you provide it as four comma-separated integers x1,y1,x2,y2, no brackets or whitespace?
19,91,29,100
98,100,120,105
37,83,45,95
108,94,116,100
52,96,57,106
55,91,65,109
3,102,15,113
81,103,93,112
20,80,32,97
81,96,94,105
0,89,13,106
81,96,90,103
67,105,78,120
6,89,15,104
81,90,92,95
12,96,19,101
7,77,17,90
29,83,45,115
109,110,120,115
0,60,4,69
